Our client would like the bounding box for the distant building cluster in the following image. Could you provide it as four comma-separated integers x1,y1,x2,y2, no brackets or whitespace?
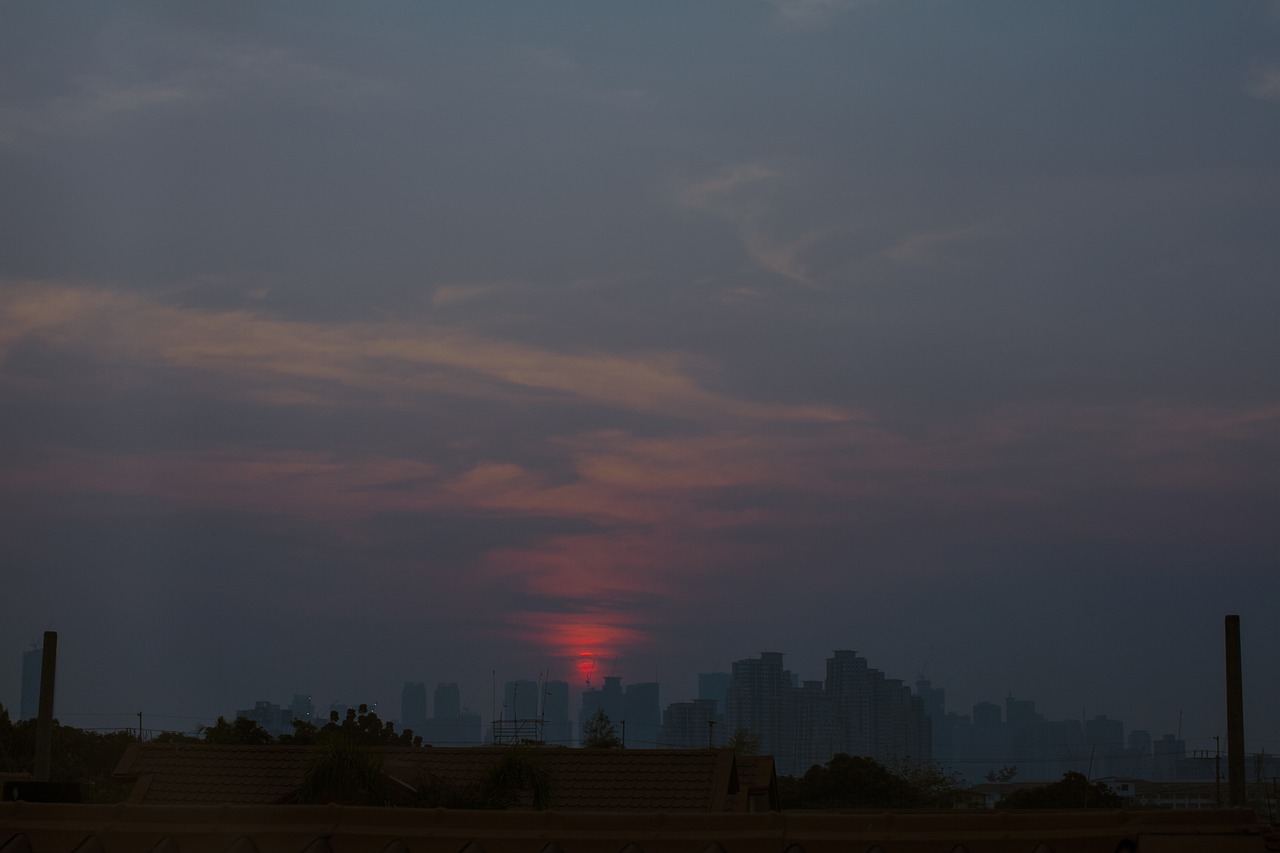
107,645,1235,788
712,651,932,777
921,682,1219,784
400,681,483,746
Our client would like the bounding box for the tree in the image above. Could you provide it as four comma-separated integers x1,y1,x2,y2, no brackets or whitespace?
0,703,136,802
726,728,762,756
316,704,422,747
985,764,1019,783
582,709,621,748
297,737,390,806
890,758,964,808
793,753,920,808
199,715,275,745
415,745,555,810
998,771,1123,809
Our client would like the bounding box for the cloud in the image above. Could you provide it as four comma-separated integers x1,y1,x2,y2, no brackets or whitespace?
767,0,879,31
0,283,857,425
1,32,396,149
678,164,829,287
1248,65,1280,101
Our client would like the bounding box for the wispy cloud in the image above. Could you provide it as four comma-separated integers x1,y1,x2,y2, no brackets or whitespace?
678,164,830,287
1248,64,1280,101
1,35,395,148
0,283,856,425
767,0,879,31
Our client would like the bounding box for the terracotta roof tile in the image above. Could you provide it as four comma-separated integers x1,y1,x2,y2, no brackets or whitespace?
0,802,1270,853
114,745,749,811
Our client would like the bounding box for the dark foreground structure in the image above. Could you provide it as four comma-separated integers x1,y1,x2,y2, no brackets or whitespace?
0,802,1270,852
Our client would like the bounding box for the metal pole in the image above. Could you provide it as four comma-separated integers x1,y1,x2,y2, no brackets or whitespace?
33,631,58,782
1225,615,1246,807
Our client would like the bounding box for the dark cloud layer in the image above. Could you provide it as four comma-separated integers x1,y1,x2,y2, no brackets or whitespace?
2,2,1278,754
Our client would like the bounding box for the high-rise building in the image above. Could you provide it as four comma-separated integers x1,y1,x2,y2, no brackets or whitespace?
401,682,428,735
504,680,539,721
288,694,314,725
543,680,572,746
495,679,542,744
423,683,480,746
697,672,730,715
826,650,872,757
20,644,43,721
579,675,624,745
659,698,722,749
726,652,790,760
624,682,660,749
434,683,461,720
235,700,294,737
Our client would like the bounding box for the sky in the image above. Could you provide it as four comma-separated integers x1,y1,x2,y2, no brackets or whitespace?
1,1,1278,757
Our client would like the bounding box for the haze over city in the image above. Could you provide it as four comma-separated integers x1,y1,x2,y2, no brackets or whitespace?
2,2,1277,761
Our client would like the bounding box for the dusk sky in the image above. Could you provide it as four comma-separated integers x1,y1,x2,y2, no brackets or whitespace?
2,2,1278,758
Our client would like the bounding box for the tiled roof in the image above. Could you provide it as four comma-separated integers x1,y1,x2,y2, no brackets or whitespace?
0,802,1269,853
115,745,749,811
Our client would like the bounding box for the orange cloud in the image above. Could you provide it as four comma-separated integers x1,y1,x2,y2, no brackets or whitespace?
0,282,859,425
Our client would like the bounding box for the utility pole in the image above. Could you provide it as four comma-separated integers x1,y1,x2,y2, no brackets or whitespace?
1215,735,1222,807
708,719,716,749
33,631,58,782
1225,614,1246,807
138,711,144,742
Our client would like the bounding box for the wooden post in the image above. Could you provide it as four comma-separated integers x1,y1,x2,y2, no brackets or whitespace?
33,631,58,782
1225,615,1246,807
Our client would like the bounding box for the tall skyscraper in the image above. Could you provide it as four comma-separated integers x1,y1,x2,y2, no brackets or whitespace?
401,682,428,735
726,652,790,759
503,680,539,721
579,675,624,745
697,672,730,715
288,694,314,726
624,682,660,748
20,644,42,721
434,683,461,720
543,680,572,746
659,698,722,748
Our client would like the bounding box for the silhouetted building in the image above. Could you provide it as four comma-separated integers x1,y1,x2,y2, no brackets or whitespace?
579,676,625,746
494,679,543,744
698,672,731,715
288,694,314,725
401,682,428,735
504,680,539,721
973,701,1002,728
659,698,722,749
543,680,572,746
1153,733,1186,780
727,652,790,762
434,683,460,719
624,682,661,748
235,700,294,738
726,650,930,777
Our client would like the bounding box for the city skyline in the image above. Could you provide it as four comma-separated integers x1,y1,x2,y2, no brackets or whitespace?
2,2,1278,761
7,636,1260,771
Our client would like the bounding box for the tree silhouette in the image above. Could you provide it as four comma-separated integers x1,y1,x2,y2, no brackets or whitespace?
726,728,762,755
199,716,275,745
582,709,621,748
998,771,1123,809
